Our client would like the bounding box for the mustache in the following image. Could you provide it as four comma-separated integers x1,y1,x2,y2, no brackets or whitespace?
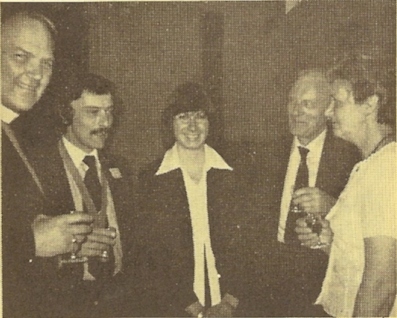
90,128,110,135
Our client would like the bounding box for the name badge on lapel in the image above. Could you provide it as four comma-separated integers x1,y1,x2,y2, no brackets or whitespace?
109,168,122,179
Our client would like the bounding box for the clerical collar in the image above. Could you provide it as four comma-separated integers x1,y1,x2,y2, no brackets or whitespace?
62,136,99,169
1,104,20,124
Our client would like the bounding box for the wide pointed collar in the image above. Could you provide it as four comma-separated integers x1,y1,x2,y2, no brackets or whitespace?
155,143,233,176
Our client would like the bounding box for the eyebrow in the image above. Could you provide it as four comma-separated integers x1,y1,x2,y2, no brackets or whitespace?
14,46,54,61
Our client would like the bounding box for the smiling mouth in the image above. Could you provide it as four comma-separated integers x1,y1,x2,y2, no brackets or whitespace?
18,83,38,92
185,134,200,140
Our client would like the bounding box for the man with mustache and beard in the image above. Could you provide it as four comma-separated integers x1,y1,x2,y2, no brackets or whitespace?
254,70,361,316
30,73,135,317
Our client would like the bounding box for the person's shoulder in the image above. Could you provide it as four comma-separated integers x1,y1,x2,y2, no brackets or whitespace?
368,142,396,170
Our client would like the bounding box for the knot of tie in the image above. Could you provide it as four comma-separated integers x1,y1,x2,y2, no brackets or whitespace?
83,155,97,169
298,146,309,160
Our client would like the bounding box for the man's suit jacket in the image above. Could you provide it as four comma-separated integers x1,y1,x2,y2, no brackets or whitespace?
29,140,135,317
134,150,252,317
255,130,361,317
1,128,51,318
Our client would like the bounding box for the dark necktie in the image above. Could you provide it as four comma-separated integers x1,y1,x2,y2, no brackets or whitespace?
284,146,309,245
83,155,102,212
83,156,113,279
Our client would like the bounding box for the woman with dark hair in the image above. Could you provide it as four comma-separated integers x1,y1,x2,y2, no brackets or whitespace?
297,52,396,317
134,82,247,317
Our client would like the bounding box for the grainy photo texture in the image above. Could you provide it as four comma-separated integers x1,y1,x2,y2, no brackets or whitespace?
1,1,396,317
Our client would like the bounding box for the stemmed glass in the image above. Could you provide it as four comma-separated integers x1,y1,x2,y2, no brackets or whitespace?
59,211,88,266
94,212,111,262
305,212,329,249
290,204,329,249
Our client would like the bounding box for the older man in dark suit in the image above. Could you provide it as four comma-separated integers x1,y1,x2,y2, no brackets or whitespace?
30,73,135,317
1,11,97,317
255,70,361,317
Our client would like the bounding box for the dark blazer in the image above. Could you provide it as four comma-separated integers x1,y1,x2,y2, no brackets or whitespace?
1,128,51,318
134,149,253,317
29,140,135,317
255,130,361,317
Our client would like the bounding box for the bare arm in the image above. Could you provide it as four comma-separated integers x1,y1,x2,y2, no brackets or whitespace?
353,236,396,317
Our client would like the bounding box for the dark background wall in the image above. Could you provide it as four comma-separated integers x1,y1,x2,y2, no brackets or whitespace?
3,1,395,174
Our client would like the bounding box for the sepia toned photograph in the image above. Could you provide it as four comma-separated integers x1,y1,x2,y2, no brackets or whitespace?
1,1,395,317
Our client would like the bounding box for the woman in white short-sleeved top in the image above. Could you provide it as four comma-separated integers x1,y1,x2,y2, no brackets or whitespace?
296,52,396,317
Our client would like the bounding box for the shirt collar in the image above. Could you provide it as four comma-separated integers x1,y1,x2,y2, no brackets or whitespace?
294,129,327,153
155,143,233,176
1,104,20,124
62,136,99,168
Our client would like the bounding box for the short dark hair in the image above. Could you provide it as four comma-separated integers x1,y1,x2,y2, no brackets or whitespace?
161,82,220,149
328,51,395,127
58,72,116,126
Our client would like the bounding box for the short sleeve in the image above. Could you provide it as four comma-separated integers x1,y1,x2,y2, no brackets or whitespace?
362,144,396,239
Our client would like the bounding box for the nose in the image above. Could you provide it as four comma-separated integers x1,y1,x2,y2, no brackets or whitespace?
26,59,44,81
325,102,335,120
98,110,113,128
187,116,198,131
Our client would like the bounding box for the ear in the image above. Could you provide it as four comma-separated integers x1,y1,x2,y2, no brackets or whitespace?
363,94,379,116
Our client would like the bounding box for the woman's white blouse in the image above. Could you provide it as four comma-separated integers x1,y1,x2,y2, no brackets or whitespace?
316,142,396,317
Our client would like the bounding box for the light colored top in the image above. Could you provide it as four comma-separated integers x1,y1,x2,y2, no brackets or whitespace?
156,143,233,307
1,104,19,124
62,137,123,280
278,129,327,242
316,142,397,317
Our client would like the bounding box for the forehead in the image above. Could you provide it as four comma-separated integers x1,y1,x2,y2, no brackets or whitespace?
2,17,54,56
72,91,113,109
290,76,328,100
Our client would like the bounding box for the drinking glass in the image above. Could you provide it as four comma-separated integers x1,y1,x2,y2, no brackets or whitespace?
59,211,88,266
305,212,329,249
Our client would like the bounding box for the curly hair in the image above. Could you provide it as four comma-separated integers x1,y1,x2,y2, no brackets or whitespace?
327,52,395,127
57,72,117,131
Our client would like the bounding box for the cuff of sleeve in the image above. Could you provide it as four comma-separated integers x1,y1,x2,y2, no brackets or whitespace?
185,301,204,316
223,293,239,308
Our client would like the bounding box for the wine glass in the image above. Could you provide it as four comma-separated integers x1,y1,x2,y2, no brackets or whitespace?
92,212,113,262
305,212,329,249
58,211,88,266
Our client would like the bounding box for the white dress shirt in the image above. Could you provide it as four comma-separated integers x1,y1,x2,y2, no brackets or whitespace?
278,129,327,243
156,143,233,307
62,137,123,280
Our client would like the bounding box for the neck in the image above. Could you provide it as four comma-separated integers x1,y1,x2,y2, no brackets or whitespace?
63,133,94,154
177,144,205,163
360,123,392,159
297,128,326,146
